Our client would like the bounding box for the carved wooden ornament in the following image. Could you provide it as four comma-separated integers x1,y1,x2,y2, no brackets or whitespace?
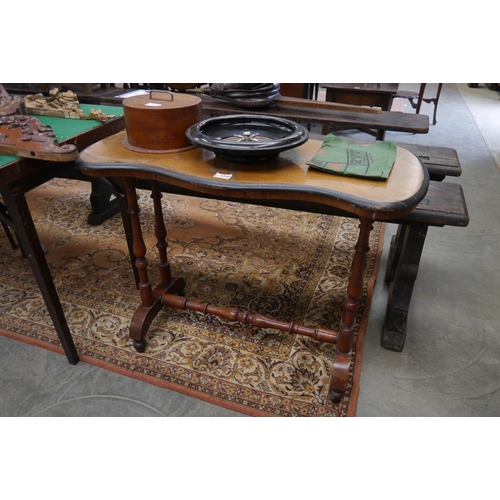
0,94,23,116
0,115,78,161
24,89,115,122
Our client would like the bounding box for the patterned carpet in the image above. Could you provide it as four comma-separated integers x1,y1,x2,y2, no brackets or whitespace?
0,178,384,416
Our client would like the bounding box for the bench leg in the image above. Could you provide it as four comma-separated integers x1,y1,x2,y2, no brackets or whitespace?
385,224,405,284
430,83,443,126
87,178,121,226
382,222,428,352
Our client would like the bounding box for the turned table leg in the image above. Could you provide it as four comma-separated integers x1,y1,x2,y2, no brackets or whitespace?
329,218,372,403
123,177,154,352
125,178,185,352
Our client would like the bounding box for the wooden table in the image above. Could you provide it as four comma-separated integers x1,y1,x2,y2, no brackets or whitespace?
322,84,400,139
79,130,429,402
0,105,125,364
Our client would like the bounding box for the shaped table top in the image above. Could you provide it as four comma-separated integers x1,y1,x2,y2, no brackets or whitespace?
80,130,429,221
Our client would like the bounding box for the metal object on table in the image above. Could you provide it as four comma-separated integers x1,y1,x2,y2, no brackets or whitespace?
188,83,281,109
185,114,309,162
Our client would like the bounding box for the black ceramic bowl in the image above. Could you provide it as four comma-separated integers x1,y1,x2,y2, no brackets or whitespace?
185,114,309,162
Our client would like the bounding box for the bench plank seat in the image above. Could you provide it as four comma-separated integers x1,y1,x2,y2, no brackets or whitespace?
397,143,461,181
98,92,430,137
198,95,430,136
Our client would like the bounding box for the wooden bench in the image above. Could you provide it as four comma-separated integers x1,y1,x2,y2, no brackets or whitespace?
395,142,461,181
198,95,429,138
375,142,467,351
382,181,469,352
321,83,400,139
98,92,430,138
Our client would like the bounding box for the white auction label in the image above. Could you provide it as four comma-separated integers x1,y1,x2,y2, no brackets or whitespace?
214,173,233,179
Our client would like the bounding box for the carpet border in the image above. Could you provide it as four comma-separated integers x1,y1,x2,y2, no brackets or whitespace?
0,327,285,417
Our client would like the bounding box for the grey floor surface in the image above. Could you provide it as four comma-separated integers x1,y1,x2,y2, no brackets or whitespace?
1,83,499,417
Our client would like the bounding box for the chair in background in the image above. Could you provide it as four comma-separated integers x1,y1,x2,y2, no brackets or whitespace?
396,84,443,125
279,83,319,100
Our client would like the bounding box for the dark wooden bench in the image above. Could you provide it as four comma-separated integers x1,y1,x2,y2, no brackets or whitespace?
98,92,430,139
197,95,430,140
395,142,461,181
382,181,469,352
376,142,467,351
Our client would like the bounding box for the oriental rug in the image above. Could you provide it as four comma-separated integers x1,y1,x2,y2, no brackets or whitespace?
0,178,384,417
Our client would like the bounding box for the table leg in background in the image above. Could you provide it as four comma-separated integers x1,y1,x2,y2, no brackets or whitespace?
1,183,79,365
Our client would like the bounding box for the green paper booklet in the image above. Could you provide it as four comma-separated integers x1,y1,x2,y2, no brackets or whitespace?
307,135,397,180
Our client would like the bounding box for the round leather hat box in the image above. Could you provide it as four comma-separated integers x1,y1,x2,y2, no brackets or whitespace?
122,91,203,153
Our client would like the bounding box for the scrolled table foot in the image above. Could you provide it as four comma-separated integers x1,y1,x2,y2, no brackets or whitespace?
133,339,147,353
328,351,352,404
329,388,344,404
129,279,186,352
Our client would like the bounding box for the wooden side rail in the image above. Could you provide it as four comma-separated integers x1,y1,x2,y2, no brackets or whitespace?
162,293,339,344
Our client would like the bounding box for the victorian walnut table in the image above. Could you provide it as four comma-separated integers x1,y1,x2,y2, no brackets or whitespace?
79,130,429,402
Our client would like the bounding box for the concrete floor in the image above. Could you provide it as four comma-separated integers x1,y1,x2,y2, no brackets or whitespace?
1,83,499,417
356,83,500,417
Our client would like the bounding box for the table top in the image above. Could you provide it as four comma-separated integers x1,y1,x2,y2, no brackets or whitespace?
322,83,399,94
79,130,429,221
0,104,125,188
